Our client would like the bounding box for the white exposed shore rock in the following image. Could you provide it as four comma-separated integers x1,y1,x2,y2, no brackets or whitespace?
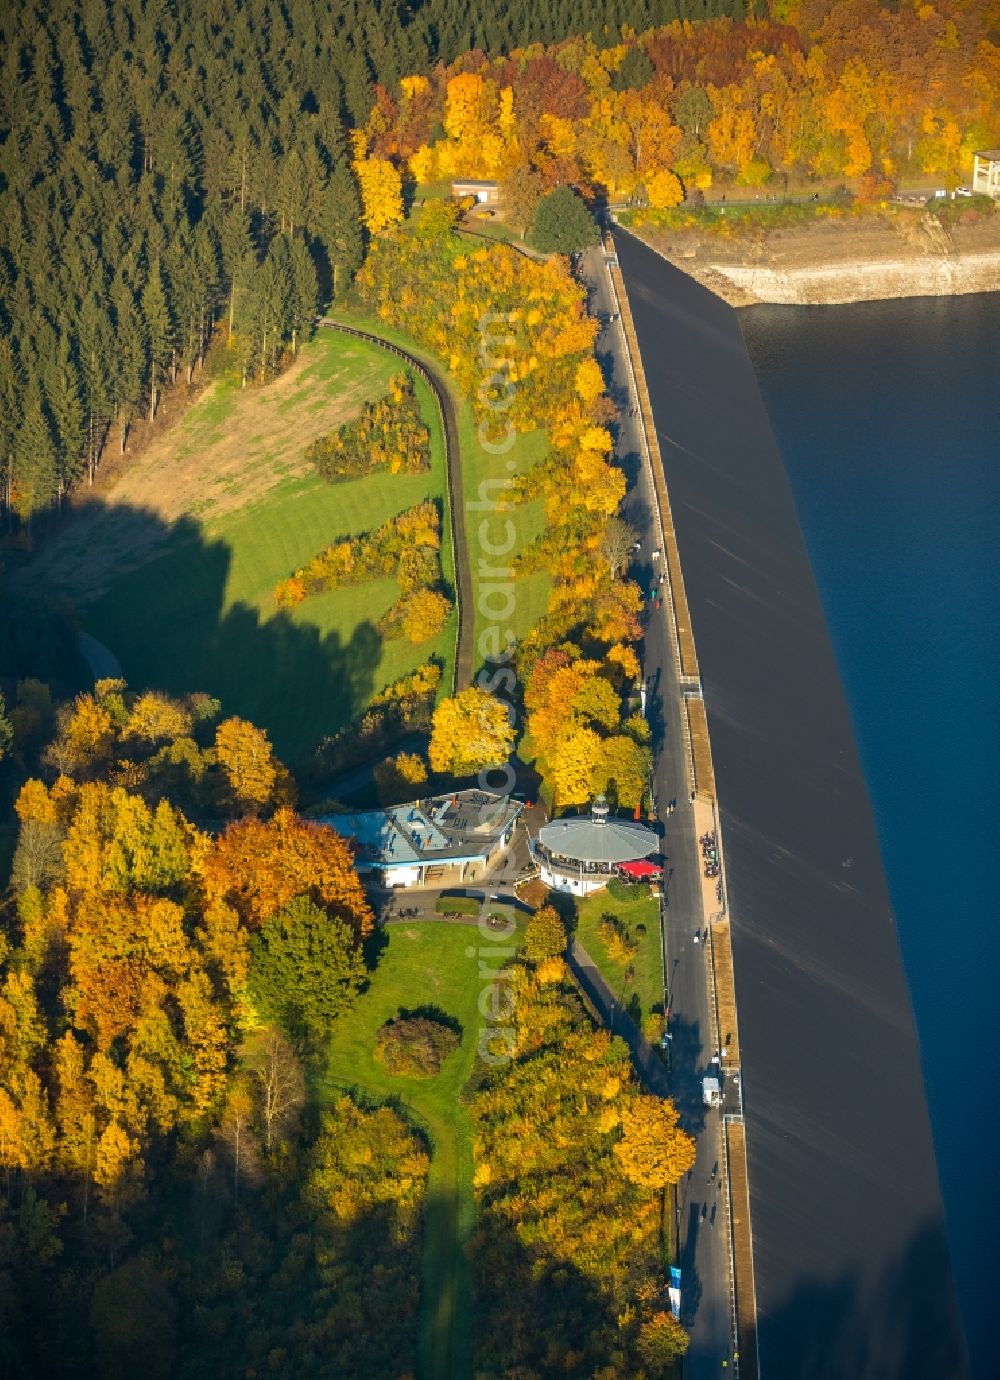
703,250,1000,306
628,215,1000,307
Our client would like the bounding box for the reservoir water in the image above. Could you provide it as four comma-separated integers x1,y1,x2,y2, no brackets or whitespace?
740,292,1000,1378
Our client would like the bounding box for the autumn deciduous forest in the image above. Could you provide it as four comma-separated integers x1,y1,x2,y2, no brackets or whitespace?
372,4,1000,206
2,0,994,1373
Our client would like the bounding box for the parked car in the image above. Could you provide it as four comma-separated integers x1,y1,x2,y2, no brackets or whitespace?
956,186,973,197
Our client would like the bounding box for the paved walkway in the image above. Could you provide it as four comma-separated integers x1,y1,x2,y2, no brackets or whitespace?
320,319,474,692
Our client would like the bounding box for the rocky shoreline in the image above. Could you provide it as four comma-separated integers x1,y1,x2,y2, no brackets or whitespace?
628,214,1000,307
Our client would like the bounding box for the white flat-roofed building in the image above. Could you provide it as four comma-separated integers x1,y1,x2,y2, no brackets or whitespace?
972,150,1000,198
320,789,523,889
451,178,500,205
532,796,660,896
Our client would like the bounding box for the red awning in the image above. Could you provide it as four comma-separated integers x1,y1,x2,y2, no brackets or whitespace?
619,859,662,878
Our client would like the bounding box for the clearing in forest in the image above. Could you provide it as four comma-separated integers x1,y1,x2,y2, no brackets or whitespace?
22,331,456,760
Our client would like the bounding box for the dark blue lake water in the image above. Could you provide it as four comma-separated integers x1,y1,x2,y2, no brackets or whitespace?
740,292,1000,1378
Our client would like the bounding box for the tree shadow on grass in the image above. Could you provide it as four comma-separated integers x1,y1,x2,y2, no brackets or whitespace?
397,1005,464,1037
35,504,385,766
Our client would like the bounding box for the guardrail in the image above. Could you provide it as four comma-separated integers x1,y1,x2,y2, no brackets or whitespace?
319,319,471,694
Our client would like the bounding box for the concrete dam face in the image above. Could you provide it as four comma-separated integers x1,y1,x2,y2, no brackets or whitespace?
614,229,966,1380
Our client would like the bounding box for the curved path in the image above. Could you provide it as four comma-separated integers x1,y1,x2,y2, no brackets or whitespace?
77,630,122,682
320,320,474,693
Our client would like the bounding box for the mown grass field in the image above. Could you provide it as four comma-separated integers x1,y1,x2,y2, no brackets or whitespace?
322,920,523,1380
336,307,552,663
574,889,664,1026
23,331,455,762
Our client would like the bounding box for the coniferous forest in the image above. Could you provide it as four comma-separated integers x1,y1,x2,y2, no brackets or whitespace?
0,0,743,521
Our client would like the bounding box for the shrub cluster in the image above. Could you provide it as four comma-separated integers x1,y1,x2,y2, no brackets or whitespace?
597,912,639,964
374,1014,461,1078
308,662,441,781
276,501,441,603
306,372,430,482
607,876,648,902
275,501,451,644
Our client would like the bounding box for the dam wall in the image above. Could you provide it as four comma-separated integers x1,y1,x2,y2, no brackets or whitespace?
614,229,967,1380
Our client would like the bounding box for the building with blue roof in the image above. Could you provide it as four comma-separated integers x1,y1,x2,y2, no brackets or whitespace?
319,789,524,889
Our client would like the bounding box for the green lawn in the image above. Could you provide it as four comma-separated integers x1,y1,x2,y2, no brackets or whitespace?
335,307,552,661
322,920,522,1380
574,890,664,1028
25,330,456,763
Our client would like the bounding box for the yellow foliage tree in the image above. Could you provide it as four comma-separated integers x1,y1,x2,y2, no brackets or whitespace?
535,955,567,985
428,688,515,777
551,724,602,807
63,695,115,767
93,1120,137,1190
444,72,491,143
213,717,278,808
647,168,684,209
593,734,650,810
355,156,404,235
124,692,192,744
614,1094,696,1189
523,905,568,963
604,643,641,685
637,1310,690,1370
574,356,605,406
15,778,58,826
400,587,451,644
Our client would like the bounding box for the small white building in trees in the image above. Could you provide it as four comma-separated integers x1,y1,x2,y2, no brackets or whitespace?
972,150,1000,198
451,178,500,205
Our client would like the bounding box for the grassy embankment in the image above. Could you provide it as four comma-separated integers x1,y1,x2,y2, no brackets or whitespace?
574,889,664,1029
334,307,552,665
20,331,456,762
621,192,997,239
322,920,523,1380
621,198,857,236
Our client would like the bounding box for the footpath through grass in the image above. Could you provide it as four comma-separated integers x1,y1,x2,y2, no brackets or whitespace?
23,330,455,762
322,920,522,1380
334,307,552,663
574,889,664,1028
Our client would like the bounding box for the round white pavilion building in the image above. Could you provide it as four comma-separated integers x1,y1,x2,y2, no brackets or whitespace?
533,796,661,896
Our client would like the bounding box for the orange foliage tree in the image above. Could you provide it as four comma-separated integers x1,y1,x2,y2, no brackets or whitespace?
200,808,374,936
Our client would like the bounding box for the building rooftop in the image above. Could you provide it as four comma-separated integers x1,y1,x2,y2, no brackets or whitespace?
974,148,1000,160
537,798,659,865
451,177,499,187
320,790,523,869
